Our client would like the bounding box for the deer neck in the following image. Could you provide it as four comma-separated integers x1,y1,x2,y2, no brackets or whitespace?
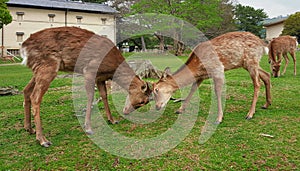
169,57,208,90
112,62,143,91
166,67,197,90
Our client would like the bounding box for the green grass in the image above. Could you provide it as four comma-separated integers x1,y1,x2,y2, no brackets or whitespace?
0,52,299,170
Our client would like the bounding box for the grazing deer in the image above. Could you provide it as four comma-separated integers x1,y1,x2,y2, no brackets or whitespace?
21,27,151,147
153,32,271,124
0,55,16,62
268,35,298,77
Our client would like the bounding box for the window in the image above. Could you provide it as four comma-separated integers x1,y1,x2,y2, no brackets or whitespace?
76,16,83,24
101,18,107,25
16,32,24,42
16,12,24,22
7,49,20,56
48,14,55,22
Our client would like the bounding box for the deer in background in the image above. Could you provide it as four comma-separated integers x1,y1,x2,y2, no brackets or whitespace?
0,55,16,62
268,35,298,77
153,32,271,124
21,27,151,147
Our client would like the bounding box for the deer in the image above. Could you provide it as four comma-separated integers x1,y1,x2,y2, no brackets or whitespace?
268,35,298,77
153,32,271,124
0,55,16,62
21,27,152,147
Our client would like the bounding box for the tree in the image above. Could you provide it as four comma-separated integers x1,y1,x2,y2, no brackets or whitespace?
0,0,12,28
205,0,237,38
234,4,267,37
282,12,300,39
129,0,230,55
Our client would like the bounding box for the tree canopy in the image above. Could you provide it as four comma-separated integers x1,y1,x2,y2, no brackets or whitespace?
130,0,227,34
282,12,300,39
0,0,12,28
234,4,268,37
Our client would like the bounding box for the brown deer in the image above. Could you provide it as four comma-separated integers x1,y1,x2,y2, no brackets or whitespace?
268,35,298,77
153,32,271,124
21,27,151,147
0,55,16,62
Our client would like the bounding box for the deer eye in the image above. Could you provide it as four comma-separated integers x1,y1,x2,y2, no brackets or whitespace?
155,88,159,93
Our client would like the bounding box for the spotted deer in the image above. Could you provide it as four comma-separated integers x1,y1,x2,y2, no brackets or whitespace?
153,32,271,124
268,35,298,77
0,55,16,62
21,27,151,147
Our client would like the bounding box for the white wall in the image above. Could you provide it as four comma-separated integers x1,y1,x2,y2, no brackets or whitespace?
0,6,116,55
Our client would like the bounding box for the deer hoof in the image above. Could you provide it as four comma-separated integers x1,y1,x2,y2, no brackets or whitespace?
85,129,94,135
245,116,253,120
214,121,221,125
41,141,52,148
108,120,119,124
175,109,184,114
25,128,36,134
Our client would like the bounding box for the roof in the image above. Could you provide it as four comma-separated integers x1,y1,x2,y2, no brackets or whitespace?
263,16,288,27
7,0,118,14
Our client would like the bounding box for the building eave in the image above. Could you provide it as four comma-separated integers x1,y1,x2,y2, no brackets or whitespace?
7,0,119,14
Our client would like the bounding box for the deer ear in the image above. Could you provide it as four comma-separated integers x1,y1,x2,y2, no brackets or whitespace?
162,67,171,79
141,82,152,94
164,67,171,75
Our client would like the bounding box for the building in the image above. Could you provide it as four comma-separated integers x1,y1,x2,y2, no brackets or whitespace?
263,16,288,41
0,0,118,57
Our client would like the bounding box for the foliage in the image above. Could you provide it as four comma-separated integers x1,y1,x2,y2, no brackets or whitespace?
234,4,268,37
282,12,300,39
0,0,12,28
205,0,237,38
130,0,224,33
0,52,300,170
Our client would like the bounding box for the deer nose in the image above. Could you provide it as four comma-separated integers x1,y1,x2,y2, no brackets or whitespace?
155,104,162,110
123,107,130,115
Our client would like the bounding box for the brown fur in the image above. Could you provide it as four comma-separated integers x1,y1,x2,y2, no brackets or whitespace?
21,27,151,147
268,35,297,77
0,56,15,62
153,32,271,123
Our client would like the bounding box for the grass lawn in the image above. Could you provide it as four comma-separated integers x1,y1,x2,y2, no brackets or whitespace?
0,52,299,170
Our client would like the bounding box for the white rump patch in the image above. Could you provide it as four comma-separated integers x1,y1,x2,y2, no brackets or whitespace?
264,47,269,55
20,48,28,66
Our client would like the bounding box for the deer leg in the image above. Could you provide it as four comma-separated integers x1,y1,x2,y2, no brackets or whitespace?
281,53,289,75
246,68,260,120
83,73,96,135
259,68,272,109
176,79,203,114
23,77,36,134
213,75,225,124
31,69,57,147
290,51,297,76
96,80,117,124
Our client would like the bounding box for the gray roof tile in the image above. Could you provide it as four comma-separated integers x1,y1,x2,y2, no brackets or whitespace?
7,0,118,14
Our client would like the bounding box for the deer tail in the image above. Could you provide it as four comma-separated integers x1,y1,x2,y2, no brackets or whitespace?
20,47,28,66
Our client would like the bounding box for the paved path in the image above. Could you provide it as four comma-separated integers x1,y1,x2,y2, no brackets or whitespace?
0,63,22,66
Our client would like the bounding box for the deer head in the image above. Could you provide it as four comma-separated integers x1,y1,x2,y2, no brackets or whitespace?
123,81,152,114
270,59,282,78
153,67,176,110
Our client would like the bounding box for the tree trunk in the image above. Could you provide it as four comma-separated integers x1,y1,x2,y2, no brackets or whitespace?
141,36,146,52
154,32,165,52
